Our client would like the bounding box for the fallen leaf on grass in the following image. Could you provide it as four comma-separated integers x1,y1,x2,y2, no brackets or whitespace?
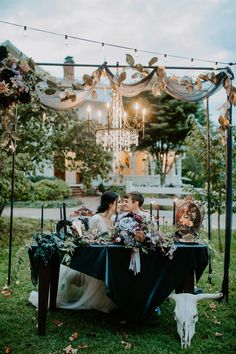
4,347,12,354
77,344,88,349
63,344,78,354
209,303,217,310
121,341,132,349
52,319,63,327
204,312,209,318
1,286,13,298
213,320,221,325
215,332,223,337
69,332,79,341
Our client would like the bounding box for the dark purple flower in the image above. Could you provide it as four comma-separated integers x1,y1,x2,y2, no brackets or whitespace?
19,91,31,103
0,95,14,108
0,46,8,61
0,68,15,84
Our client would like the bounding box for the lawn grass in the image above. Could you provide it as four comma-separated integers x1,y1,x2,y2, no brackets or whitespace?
6,197,83,209
0,216,236,354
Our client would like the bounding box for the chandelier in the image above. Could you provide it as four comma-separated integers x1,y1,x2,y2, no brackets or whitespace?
94,90,146,152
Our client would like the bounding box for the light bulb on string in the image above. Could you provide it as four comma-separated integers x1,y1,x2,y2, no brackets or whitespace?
64,35,69,46
164,54,168,65
134,48,139,59
213,61,218,70
101,42,106,63
23,25,28,37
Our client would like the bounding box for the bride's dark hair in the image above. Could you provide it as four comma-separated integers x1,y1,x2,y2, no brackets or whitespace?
97,191,119,213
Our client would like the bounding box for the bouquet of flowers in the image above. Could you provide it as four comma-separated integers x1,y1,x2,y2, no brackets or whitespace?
111,212,157,250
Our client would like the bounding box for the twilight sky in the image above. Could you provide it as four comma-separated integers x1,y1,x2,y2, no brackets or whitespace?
0,0,235,123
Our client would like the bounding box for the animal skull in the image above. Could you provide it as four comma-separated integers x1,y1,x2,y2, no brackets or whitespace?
169,292,222,348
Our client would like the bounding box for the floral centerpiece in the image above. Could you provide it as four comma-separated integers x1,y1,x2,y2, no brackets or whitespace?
29,212,177,279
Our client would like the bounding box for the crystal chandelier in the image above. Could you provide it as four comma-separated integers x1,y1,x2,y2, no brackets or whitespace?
95,90,146,152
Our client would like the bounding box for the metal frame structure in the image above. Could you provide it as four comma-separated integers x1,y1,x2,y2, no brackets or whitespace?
7,62,233,301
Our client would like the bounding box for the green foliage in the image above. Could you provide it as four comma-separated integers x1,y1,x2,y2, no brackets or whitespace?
105,185,126,197
182,119,236,214
28,175,57,183
97,183,106,193
124,92,205,185
33,179,71,201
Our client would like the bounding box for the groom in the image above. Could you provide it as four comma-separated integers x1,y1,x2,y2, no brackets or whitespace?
121,191,147,217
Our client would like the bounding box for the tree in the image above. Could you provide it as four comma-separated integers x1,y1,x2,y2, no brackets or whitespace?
47,108,112,187
182,118,236,251
124,91,204,185
0,102,112,215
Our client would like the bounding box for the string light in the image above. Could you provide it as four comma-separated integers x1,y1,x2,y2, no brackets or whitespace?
64,34,69,46
0,20,234,66
213,61,218,70
101,42,106,62
23,25,27,37
164,54,168,65
134,48,139,59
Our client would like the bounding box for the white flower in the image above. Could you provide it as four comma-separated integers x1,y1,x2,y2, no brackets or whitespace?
118,217,138,232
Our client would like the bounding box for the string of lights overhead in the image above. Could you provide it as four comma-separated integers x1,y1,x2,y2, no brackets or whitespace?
0,20,235,67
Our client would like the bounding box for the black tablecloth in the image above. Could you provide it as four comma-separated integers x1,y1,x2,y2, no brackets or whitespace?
29,243,208,320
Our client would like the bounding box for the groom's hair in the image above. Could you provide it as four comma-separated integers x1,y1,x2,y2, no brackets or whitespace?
124,191,144,207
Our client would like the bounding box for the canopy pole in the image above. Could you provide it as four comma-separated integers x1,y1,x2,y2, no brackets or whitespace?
206,97,211,242
7,106,17,286
206,97,212,284
221,102,233,300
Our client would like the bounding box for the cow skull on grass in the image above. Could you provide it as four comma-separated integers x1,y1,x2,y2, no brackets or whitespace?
169,293,222,348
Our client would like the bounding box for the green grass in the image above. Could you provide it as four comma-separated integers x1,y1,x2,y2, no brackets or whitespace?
0,216,236,353
6,197,83,209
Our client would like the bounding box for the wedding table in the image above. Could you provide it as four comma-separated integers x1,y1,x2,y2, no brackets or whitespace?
28,243,209,335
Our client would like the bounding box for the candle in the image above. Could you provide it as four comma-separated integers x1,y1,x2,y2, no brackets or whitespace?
134,102,139,117
150,202,153,219
173,200,176,225
142,108,146,123
97,110,102,124
156,205,160,230
165,220,168,233
106,102,110,115
87,105,91,120
63,203,67,235
40,204,44,231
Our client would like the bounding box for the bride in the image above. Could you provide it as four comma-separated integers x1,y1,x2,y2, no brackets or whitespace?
29,191,121,313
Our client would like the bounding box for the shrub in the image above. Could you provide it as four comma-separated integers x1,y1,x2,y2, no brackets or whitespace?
33,179,71,201
105,185,126,197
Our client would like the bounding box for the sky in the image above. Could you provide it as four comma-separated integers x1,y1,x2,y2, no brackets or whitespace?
0,0,235,124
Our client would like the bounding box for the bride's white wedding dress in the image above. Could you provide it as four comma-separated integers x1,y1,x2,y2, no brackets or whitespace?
28,214,116,313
